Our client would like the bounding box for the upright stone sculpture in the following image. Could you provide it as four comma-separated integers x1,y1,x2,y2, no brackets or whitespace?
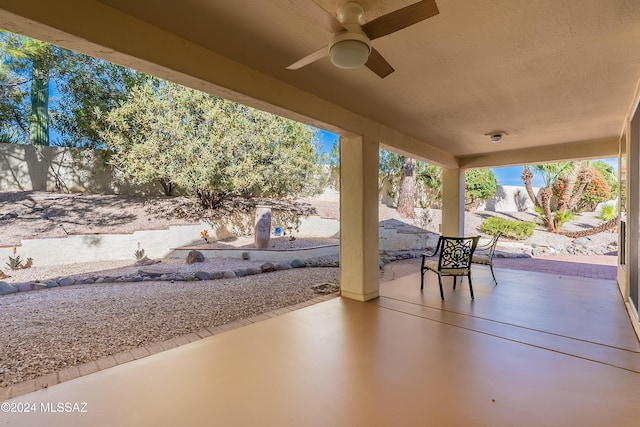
254,205,271,249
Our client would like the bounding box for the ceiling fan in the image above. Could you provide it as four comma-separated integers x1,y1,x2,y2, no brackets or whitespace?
287,0,439,78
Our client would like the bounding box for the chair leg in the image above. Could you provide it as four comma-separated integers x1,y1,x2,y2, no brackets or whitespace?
490,264,497,285
420,269,425,290
453,275,457,289
438,275,444,300
468,273,474,299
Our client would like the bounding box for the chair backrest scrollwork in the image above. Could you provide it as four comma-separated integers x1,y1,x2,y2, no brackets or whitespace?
437,236,480,270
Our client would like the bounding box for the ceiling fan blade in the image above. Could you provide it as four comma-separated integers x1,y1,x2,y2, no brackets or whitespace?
295,0,345,33
365,48,394,78
287,45,329,70
361,0,439,41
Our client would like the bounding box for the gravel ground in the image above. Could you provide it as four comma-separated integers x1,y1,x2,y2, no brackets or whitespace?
0,267,339,388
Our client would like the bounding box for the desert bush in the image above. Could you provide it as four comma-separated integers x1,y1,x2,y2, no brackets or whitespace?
479,217,535,240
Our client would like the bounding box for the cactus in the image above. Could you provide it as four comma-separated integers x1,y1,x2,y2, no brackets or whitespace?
29,56,50,146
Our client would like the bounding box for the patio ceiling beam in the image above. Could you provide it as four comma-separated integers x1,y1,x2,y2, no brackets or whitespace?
458,137,620,169
0,0,457,168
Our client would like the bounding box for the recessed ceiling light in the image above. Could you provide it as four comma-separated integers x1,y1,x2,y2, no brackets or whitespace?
485,131,507,143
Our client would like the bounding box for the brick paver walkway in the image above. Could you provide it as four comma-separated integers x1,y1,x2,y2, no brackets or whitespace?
382,255,618,282
492,255,617,280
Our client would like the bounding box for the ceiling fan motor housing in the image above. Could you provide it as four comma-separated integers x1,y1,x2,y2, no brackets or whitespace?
329,2,371,69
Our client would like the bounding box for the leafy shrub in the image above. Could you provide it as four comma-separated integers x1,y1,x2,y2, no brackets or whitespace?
465,169,497,209
598,204,618,221
479,217,535,240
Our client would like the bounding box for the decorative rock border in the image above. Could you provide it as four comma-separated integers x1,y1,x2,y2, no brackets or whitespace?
0,250,427,296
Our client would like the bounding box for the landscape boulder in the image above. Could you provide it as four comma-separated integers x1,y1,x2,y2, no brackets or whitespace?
291,259,305,268
260,262,277,273
234,269,248,277
16,282,34,292
0,281,18,295
58,278,76,287
0,212,18,220
195,271,211,281
275,262,292,271
186,250,205,264
574,237,590,246
246,267,261,276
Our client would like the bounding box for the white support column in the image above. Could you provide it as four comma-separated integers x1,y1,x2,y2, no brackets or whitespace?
627,111,640,320
441,168,465,236
339,135,380,302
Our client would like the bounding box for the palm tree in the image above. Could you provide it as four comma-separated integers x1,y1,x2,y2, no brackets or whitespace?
527,162,572,232
522,161,619,236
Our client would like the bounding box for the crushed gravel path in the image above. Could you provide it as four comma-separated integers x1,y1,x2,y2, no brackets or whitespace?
0,267,338,389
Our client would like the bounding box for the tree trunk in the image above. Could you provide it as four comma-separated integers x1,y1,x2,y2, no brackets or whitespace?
568,168,595,210
396,157,416,218
558,217,619,238
521,166,541,209
556,162,580,213
539,187,555,232
554,162,581,229
159,179,174,196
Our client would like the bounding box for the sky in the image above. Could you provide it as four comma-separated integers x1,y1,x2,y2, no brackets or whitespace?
315,129,618,188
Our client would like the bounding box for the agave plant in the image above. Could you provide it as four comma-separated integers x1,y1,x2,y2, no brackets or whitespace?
598,203,618,221
134,249,145,260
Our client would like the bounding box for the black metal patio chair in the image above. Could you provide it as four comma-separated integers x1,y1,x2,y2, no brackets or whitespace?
420,236,480,300
471,232,502,285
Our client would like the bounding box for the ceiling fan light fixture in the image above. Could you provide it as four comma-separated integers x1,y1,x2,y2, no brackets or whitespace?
329,33,371,69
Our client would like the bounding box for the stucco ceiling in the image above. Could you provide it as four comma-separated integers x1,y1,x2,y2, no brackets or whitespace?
2,0,640,165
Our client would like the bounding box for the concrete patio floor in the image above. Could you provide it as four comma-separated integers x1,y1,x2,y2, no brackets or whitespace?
1,260,639,426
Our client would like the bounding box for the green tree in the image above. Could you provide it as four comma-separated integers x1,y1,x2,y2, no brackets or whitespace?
101,80,325,203
378,149,403,198
465,168,497,209
416,163,442,208
591,160,618,199
378,149,443,210
52,52,150,148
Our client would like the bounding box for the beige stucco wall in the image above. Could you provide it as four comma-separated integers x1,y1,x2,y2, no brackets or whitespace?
0,143,162,195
